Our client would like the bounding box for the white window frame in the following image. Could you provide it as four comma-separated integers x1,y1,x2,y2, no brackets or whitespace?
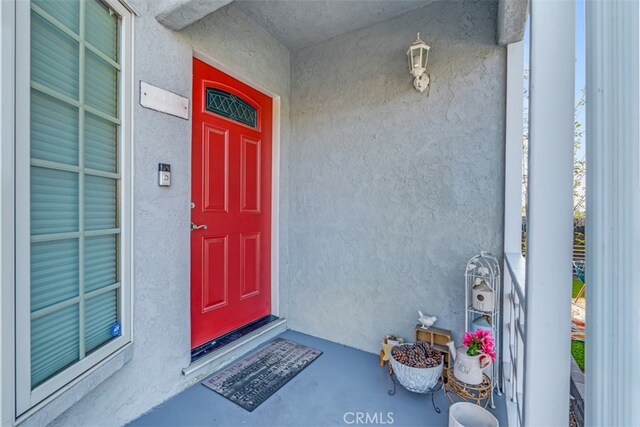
14,0,134,415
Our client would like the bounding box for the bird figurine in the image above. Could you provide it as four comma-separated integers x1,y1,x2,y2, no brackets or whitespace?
418,311,437,329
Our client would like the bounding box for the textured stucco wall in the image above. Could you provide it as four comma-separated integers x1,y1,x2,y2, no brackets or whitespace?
35,0,506,424
497,0,528,45
287,0,505,353
46,3,291,426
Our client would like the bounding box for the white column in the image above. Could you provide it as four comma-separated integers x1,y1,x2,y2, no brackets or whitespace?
585,1,640,425
524,0,575,425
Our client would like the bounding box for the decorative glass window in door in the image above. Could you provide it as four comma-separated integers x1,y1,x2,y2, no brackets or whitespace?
205,88,257,128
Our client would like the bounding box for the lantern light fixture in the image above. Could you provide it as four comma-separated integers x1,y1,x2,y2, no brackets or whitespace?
407,33,431,93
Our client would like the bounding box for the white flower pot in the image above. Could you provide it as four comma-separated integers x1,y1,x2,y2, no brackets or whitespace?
452,348,492,385
449,402,499,427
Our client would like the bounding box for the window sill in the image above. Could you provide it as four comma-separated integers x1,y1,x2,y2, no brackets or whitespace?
15,343,133,427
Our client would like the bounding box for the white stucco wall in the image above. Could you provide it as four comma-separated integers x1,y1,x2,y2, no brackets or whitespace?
19,0,506,425
42,2,291,426
287,0,505,353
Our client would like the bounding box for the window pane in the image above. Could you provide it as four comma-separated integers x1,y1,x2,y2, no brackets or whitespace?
85,235,117,292
26,0,124,399
31,304,80,388
31,10,79,100
31,239,79,312
32,0,79,34
86,0,118,61
31,167,79,235
85,50,117,116
85,175,117,230
85,290,117,353
85,112,117,173
31,90,79,166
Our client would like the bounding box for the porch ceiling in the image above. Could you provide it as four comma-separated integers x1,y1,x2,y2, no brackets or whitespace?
157,0,528,48
233,0,436,51
156,0,438,49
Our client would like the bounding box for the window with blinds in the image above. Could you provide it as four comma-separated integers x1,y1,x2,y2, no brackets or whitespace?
16,0,132,413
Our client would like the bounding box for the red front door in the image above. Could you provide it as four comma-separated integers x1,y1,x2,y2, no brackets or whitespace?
191,58,272,349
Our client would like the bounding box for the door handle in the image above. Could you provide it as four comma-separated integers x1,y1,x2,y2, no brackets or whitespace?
191,222,208,231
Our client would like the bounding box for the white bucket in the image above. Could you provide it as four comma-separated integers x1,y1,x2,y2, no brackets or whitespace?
448,402,499,427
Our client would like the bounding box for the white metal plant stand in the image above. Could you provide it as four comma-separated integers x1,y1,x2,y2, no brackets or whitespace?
465,252,501,408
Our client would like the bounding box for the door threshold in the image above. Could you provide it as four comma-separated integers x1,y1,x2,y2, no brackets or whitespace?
183,317,287,377
191,315,280,362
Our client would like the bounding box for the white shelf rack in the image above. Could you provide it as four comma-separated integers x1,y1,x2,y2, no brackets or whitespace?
465,252,501,408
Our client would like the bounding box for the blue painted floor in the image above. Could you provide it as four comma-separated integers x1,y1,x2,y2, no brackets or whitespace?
130,331,507,427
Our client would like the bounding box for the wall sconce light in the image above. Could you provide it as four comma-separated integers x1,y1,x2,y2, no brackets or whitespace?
407,33,431,93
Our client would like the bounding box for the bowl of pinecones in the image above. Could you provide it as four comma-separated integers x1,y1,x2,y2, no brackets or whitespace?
390,342,443,393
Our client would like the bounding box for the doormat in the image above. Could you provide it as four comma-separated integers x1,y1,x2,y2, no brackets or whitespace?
202,338,322,412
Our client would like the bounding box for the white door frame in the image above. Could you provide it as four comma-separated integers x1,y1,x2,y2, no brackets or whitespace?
191,50,281,321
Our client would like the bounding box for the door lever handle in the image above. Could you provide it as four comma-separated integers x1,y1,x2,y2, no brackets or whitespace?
191,222,208,231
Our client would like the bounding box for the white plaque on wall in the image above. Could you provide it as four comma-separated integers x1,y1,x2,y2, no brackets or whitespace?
140,81,189,120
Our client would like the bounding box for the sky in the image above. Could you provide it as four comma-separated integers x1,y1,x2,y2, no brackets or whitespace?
575,0,586,159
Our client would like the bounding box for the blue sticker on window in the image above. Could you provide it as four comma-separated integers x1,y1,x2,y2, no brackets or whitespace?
111,322,121,337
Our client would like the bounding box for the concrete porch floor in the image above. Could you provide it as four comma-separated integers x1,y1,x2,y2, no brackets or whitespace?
129,331,507,427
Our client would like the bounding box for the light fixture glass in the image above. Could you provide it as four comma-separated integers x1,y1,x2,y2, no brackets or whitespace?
407,33,431,93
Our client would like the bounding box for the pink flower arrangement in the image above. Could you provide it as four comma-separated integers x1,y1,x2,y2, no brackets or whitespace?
462,329,496,362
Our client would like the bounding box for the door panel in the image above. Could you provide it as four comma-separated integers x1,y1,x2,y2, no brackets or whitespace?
240,232,261,299
202,125,228,213
240,136,261,213
202,235,228,310
191,58,272,349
